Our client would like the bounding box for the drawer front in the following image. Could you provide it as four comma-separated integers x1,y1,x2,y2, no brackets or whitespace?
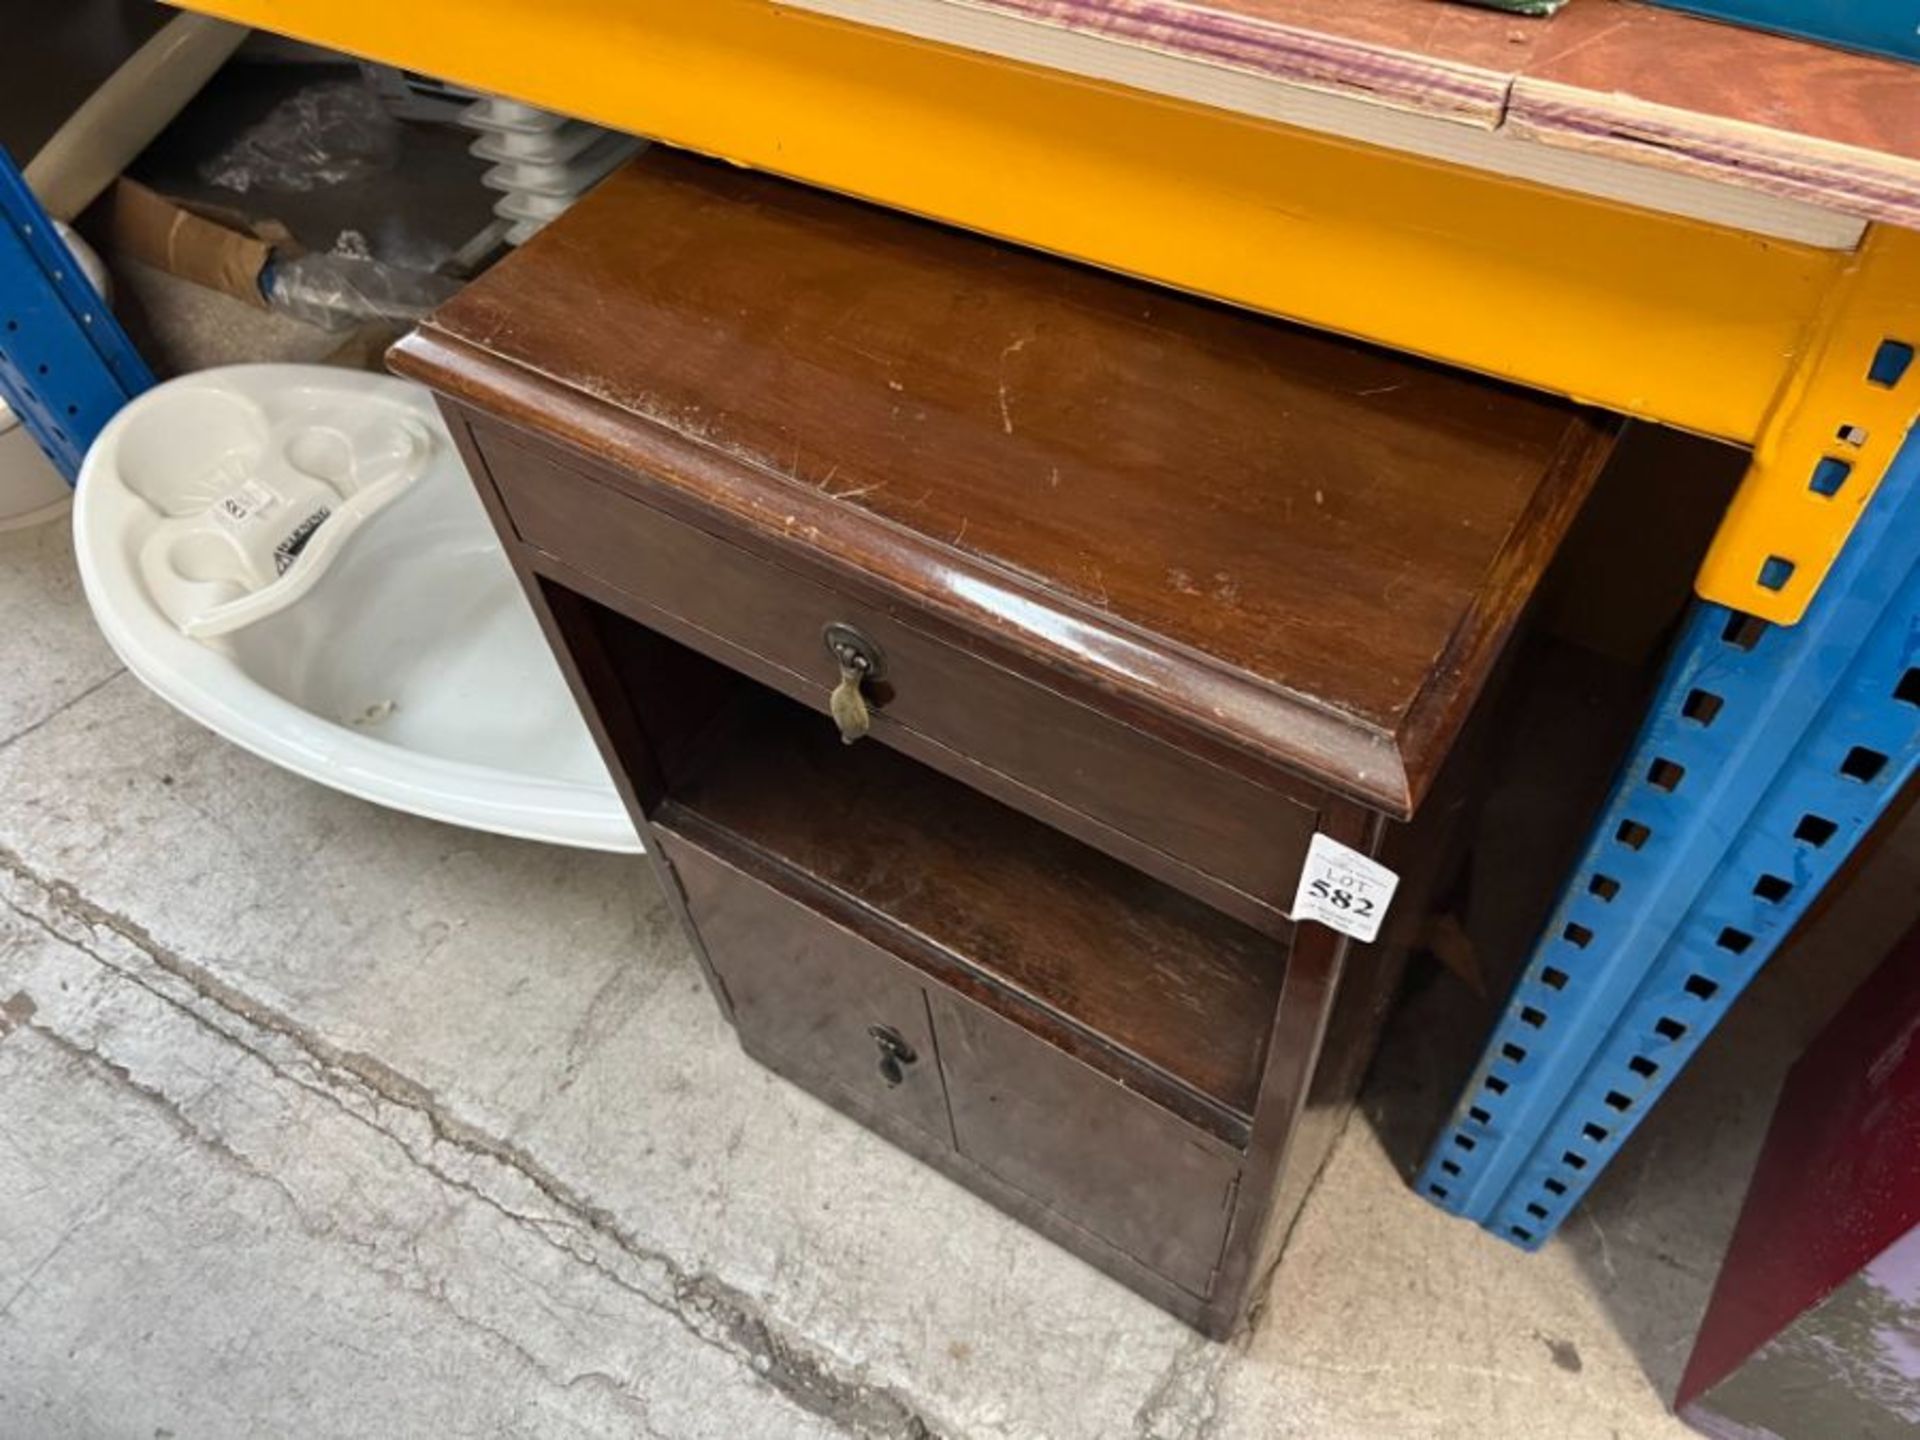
928,990,1241,1298
480,426,1318,920
660,832,951,1146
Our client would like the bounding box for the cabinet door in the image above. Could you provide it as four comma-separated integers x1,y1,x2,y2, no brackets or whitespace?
660,833,951,1145
929,991,1241,1297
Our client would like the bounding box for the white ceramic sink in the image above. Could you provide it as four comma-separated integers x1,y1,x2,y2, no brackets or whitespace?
74,365,641,852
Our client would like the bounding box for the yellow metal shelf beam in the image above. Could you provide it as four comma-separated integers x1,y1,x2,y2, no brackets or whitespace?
173,0,1914,620
180,0,1840,445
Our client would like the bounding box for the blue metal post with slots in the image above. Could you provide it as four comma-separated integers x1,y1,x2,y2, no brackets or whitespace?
0,145,153,479
1419,405,1920,1249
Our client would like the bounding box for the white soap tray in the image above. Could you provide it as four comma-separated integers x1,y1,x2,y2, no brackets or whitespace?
479,134,645,199
469,120,617,167
119,376,430,638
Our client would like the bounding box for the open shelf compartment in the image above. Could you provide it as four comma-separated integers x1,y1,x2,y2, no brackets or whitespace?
562,583,1288,1146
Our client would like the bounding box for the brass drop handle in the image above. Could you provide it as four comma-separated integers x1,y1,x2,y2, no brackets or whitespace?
823,622,885,745
868,1024,917,1087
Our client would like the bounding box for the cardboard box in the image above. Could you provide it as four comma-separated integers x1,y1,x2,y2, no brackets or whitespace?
103,179,275,309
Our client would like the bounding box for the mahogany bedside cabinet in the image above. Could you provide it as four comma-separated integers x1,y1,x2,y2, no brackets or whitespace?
390,150,1617,1338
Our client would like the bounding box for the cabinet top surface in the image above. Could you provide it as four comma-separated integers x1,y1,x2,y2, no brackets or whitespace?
398,151,1611,812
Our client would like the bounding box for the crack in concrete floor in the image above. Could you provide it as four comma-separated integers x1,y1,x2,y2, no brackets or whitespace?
0,666,126,763
0,844,960,1439
15,1018,648,1429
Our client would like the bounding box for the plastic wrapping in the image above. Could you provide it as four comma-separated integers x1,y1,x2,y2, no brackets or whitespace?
202,77,400,195
261,253,460,331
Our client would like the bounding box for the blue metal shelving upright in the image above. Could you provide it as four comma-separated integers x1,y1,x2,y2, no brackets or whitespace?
0,146,153,480
1420,420,1920,1249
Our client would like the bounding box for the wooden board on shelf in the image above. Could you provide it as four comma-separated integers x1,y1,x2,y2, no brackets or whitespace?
793,0,1920,229
1509,0,1920,224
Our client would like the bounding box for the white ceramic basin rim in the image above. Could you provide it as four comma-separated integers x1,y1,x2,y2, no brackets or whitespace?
74,365,641,853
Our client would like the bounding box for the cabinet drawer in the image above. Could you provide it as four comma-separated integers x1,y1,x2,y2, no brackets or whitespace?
478,426,1317,928
929,990,1240,1298
660,831,951,1147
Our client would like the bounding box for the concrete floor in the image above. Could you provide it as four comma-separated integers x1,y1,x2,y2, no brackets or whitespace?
4,278,1917,1439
